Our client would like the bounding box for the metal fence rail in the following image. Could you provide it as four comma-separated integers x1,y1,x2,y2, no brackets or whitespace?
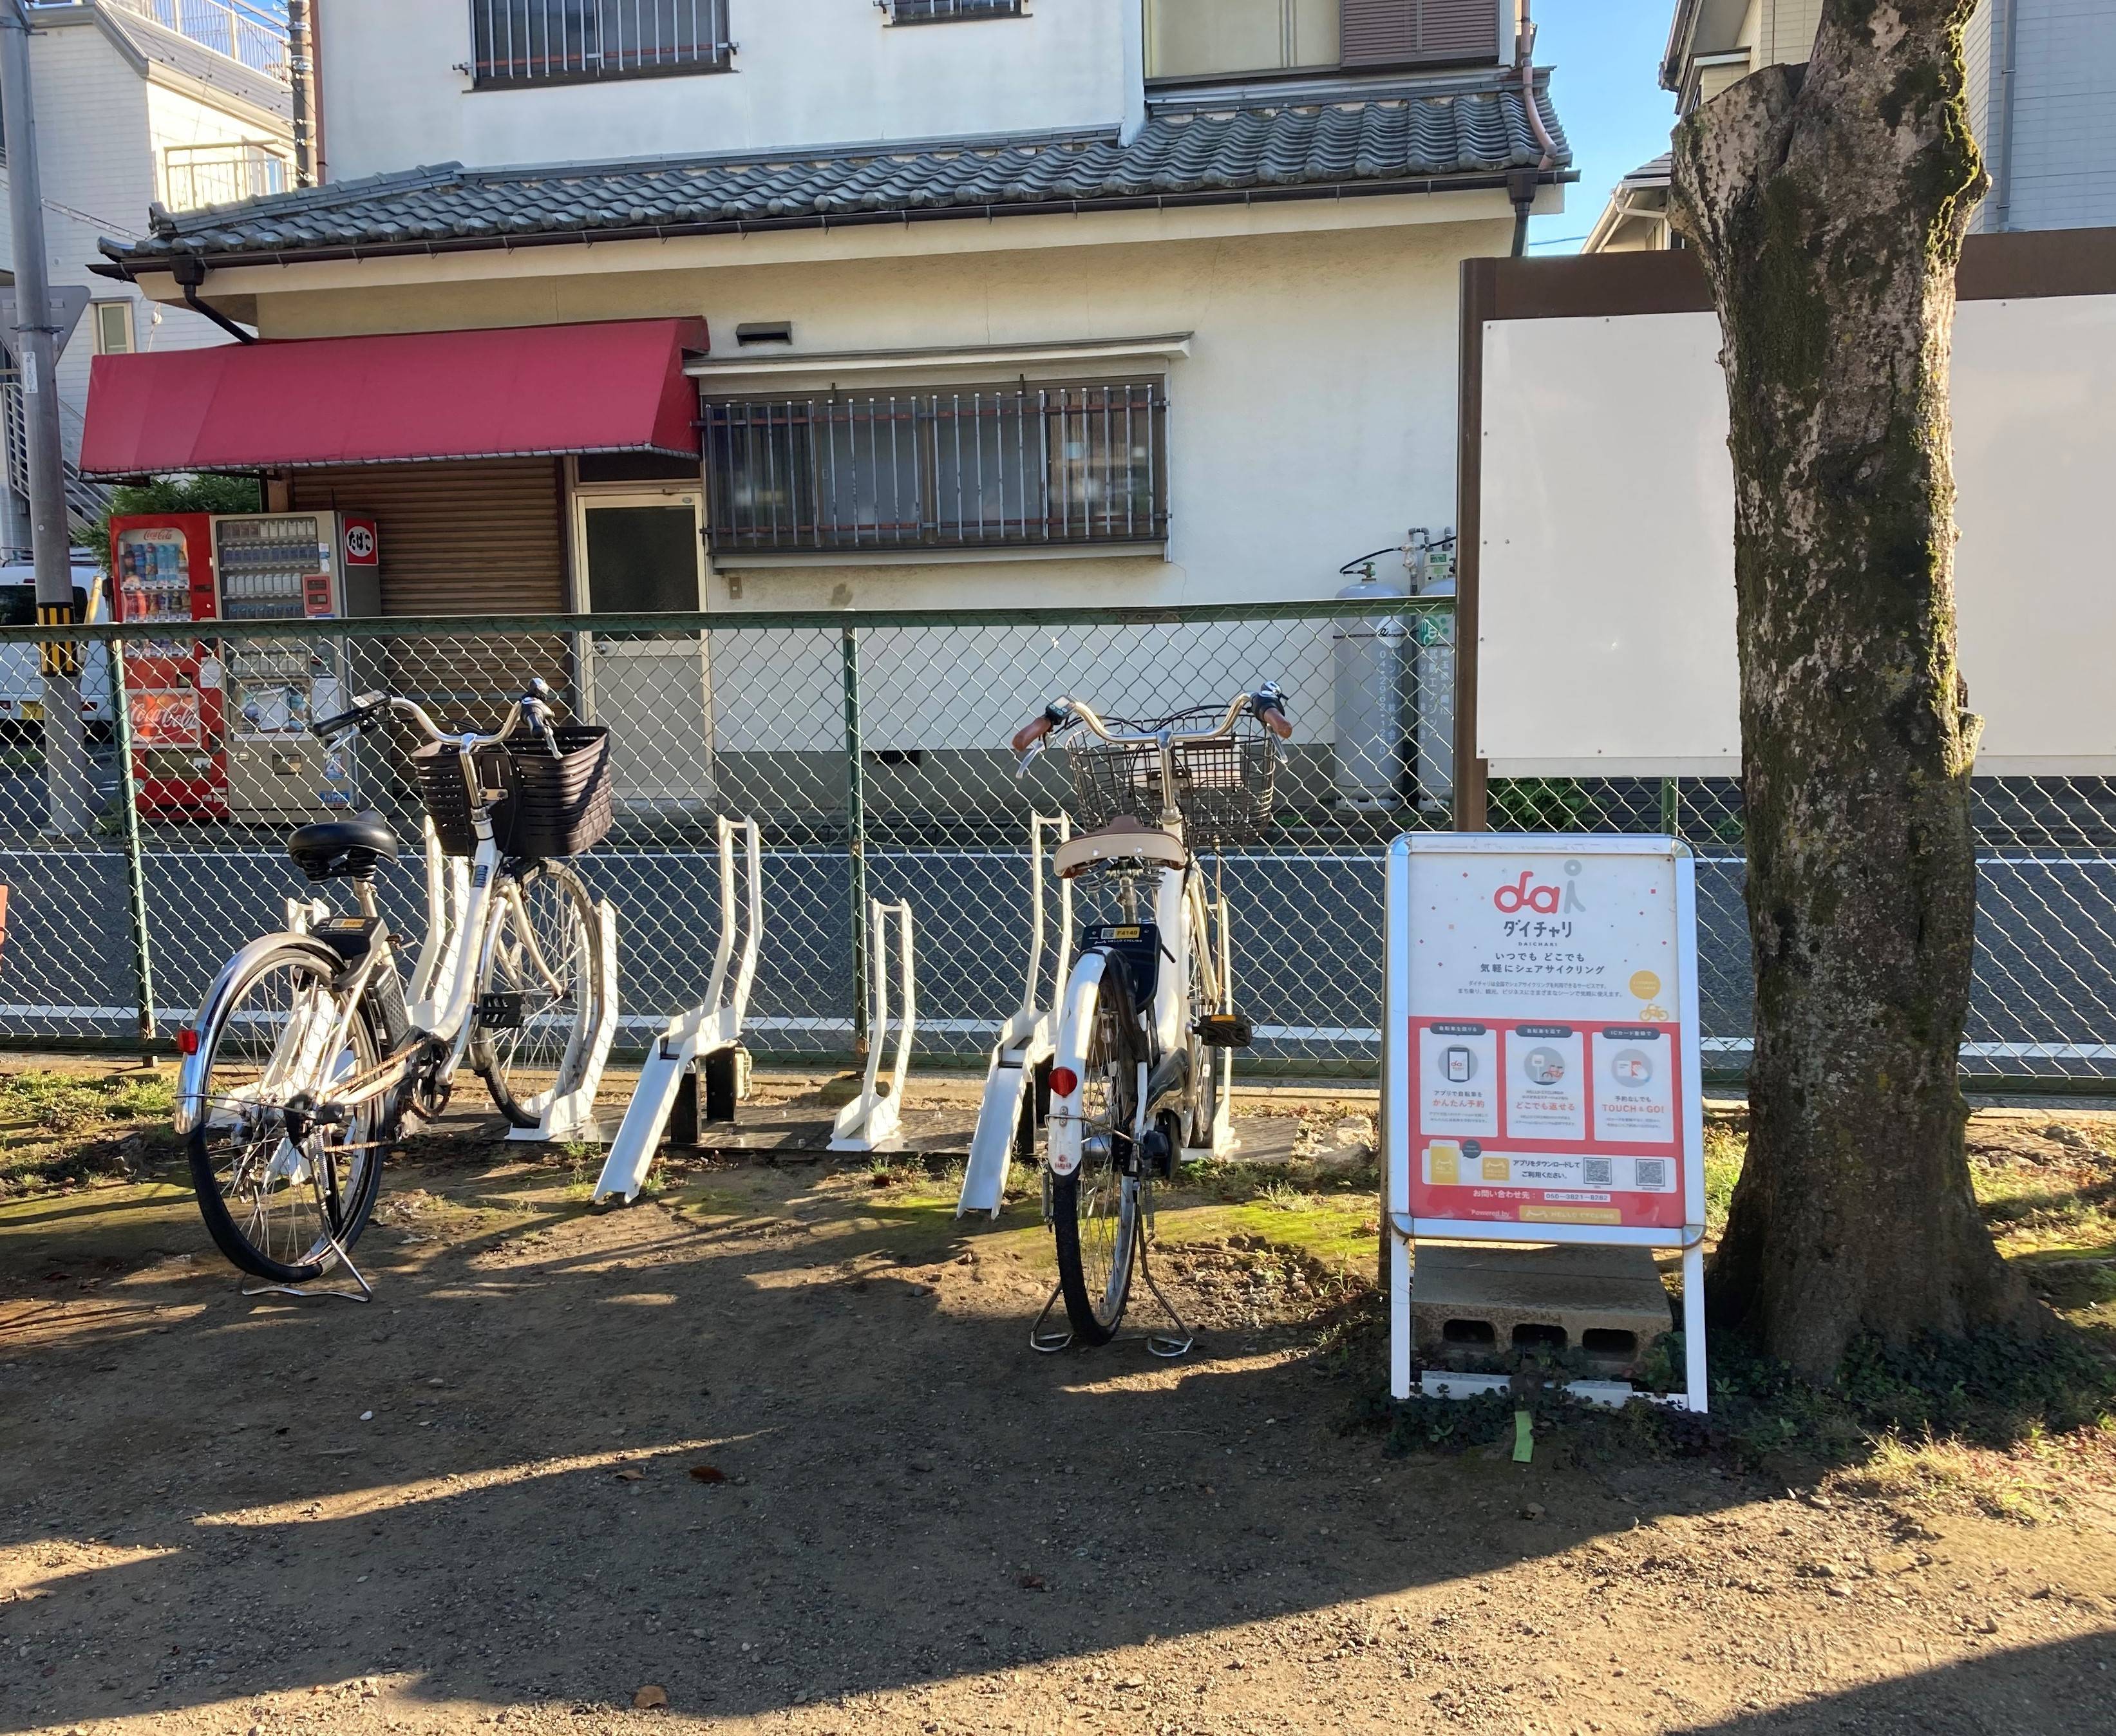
1,600,2113,1084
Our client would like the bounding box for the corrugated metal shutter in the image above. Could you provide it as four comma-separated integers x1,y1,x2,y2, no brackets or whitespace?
289,458,567,617
1341,0,1499,66
290,459,571,718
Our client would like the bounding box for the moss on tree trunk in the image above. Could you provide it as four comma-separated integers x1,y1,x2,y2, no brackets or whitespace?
1670,0,2041,1377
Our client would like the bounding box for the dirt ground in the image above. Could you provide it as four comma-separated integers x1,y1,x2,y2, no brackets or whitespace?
3,1060,2115,1736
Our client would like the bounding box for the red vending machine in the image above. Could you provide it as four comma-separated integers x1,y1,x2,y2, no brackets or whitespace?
111,513,225,818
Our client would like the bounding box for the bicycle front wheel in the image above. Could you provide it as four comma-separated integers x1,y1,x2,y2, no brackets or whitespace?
186,941,386,1283
1052,956,1145,1346
471,859,603,1128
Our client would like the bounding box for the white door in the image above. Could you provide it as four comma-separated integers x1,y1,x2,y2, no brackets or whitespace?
576,489,713,804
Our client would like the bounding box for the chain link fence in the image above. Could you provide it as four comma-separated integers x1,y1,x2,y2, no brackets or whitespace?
1,601,2113,1083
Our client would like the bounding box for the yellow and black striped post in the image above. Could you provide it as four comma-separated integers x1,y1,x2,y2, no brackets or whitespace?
35,600,79,677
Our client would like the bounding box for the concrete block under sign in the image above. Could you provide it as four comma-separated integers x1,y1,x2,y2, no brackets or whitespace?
1412,1242,1674,1377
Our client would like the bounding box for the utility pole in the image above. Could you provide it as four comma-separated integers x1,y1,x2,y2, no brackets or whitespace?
1,0,93,835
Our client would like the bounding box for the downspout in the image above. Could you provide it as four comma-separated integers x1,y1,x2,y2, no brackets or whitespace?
1990,0,2019,232
288,0,314,187
169,254,256,344
1510,1,1558,256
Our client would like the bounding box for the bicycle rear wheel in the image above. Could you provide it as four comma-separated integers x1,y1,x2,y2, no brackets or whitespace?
186,941,387,1283
1052,956,1145,1346
471,859,603,1128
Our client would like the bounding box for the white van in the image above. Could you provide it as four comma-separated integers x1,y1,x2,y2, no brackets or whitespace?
0,558,115,735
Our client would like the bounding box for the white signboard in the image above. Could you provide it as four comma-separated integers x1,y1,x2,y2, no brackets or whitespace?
1383,834,1708,1411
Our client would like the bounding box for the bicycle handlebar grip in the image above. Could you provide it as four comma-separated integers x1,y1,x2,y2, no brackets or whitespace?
309,692,387,741
1012,714,1055,755
1258,703,1292,741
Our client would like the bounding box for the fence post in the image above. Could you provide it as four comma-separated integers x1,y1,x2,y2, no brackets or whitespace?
106,637,158,1044
841,623,869,1059
1659,777,1683,840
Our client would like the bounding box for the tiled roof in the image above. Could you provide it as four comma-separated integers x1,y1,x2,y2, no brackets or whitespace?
99,73,1569,271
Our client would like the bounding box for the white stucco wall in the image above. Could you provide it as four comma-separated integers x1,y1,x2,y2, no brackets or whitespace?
229,206,1499,748
317,0,1138,181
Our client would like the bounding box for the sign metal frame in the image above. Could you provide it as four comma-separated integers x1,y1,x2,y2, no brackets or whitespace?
1383,833,1709,1411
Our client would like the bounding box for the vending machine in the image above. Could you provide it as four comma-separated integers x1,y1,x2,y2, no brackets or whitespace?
111,512,225,818
212,511,381,816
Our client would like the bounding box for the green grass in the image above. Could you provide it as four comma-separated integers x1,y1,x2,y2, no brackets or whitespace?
0,1067,179,1198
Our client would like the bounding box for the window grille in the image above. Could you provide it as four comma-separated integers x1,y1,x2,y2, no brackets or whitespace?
469,0,732,86
704,382,1169,556
881,0,1025,22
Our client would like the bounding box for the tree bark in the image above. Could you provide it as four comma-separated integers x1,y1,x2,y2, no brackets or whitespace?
1669,1,2042,1377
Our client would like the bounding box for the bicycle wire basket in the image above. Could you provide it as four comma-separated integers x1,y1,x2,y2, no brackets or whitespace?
411,724,614,860
1065,703,1281,850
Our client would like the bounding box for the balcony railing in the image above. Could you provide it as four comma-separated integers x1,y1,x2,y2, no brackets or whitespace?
86,0,291,81
163,140,290,211
469,0,733,87
704,382,1169,556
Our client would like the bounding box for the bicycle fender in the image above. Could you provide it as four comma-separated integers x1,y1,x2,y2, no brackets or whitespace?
1045,950,1110,1180
174,934,348,1135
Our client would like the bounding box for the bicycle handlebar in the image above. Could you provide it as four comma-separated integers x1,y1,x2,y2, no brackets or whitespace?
310,680,564,758
1011,685,1290,760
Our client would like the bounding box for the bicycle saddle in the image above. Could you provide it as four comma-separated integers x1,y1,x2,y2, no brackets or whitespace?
287,813,401,883
1053,820,1188,881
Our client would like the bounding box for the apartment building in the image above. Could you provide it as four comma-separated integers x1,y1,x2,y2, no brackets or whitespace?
1585,0,2114,252
0,0,292,542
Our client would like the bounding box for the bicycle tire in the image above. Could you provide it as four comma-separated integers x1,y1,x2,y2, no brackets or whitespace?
186,939,388,1283
1052,954,1145,1346
471,858,603,1128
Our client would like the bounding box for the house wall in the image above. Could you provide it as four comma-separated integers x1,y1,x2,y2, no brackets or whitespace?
2003,0,2116,231
246,220,1489,618
145,69,288,209
234,214,1497,751
0,16,288,464
316,0,1142,182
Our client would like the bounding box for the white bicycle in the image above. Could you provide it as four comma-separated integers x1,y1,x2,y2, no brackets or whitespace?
175,680,613,1294
1011,683,1291,1350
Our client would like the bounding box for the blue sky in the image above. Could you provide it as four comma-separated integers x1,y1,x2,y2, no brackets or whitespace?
1526,0,1683,252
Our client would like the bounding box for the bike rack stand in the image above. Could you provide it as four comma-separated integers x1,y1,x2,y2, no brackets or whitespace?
508,897,619,1146
593,817,764,1202
829,898,916,1154
958,814,1073,1218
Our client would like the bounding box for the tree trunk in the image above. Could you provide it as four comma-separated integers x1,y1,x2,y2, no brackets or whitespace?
1669,1,2042,1377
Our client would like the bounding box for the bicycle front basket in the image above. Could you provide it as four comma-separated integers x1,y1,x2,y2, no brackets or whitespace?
410,741,493,858
1173,722,1280,849
1067,738,1166,831
492,726,613,860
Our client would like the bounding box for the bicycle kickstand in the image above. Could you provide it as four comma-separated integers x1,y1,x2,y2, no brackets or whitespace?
241,1225,376,1306
1028,1283,1073,1354
1131,1221,1195,1359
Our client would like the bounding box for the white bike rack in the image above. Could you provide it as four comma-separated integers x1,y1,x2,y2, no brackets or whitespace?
958,814,1074,1218
594,817,764,1202
829,898,916,1154
508,897,619,1146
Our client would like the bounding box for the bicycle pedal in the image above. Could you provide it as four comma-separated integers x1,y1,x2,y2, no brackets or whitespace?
1196,1012,1254,1050
476,990,527,1030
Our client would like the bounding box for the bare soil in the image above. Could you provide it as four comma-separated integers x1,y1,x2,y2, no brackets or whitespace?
3,1062,2114,1735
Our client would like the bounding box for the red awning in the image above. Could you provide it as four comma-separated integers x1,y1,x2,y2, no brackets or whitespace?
80,317,709,476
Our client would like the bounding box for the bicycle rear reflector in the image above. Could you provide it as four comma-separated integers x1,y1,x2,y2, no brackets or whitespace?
1049,1066,1079,1097
176,1028,200,1055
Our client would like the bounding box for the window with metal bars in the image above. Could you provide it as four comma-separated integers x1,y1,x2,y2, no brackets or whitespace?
880,0,1025,22
703,381,1169,556
468,0,732,87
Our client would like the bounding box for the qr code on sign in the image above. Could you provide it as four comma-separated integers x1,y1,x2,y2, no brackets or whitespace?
1635,1159,1668,1191
1582,1158,1612,1187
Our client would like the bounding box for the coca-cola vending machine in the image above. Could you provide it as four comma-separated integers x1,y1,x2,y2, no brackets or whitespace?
111,512,225,818
212,511,382,816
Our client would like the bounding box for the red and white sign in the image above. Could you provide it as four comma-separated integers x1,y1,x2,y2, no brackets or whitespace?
1392,840,1699,1234
1384,835,1708,1409
341,516,379,567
